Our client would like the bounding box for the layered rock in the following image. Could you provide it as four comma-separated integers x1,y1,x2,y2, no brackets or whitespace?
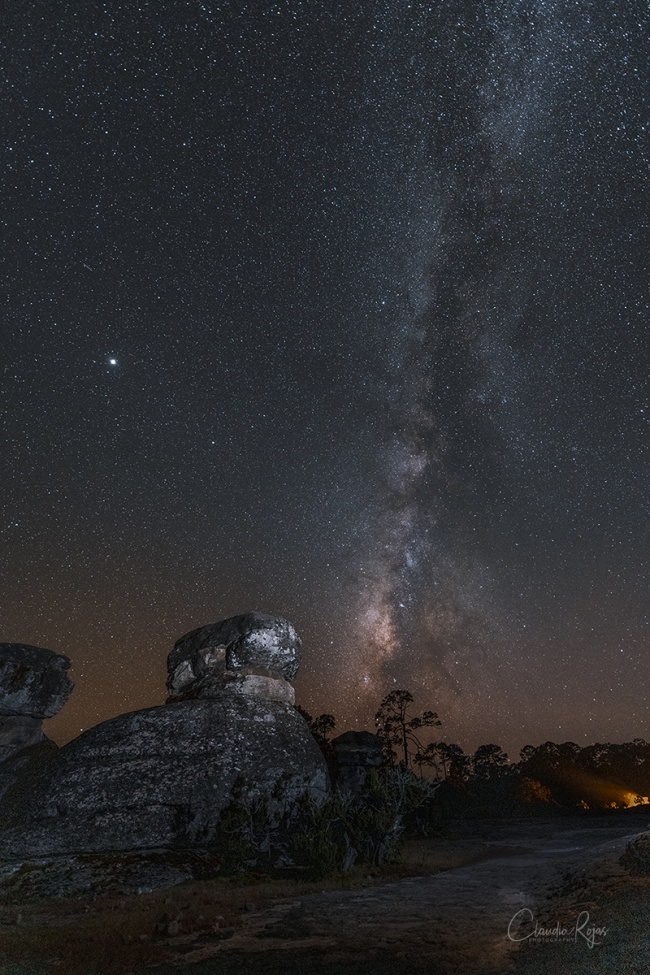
0,644,73,763
167,612,300,705
0,614,328,856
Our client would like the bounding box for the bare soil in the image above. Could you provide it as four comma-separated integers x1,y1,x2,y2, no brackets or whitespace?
1,812,647,975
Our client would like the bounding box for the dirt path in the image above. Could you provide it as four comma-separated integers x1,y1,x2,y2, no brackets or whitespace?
155,819,644,975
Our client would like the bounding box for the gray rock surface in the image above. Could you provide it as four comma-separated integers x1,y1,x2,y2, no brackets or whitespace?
0,644,72,763
0,715,46,763
0,848,219,901
167,613,301,701
0,696,328,856
0,644,73,719
181,820,640,974
0,615,329,857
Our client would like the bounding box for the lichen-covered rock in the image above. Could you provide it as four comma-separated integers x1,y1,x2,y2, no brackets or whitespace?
0,615,329,857
0,696,328,857
0,644,73,719
167,613,301,701
219,673,295,705
0,644,73,763
0,715,46,763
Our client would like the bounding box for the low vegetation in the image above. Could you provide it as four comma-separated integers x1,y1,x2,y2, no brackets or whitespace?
4,687,650,974
0,833,491,975
218,766,436,876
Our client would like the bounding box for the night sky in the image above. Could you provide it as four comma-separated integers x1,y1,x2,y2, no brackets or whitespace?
3,1,649,757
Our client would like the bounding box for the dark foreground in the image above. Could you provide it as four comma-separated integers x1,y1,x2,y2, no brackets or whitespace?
150,816,647,975
2,813,649,975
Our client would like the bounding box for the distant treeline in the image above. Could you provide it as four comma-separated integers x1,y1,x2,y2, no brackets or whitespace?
300,690,650,815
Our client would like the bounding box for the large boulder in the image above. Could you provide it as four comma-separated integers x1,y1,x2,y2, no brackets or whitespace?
0,697,328,856
0,644,72,763
167,613,300,704
0,614,328,856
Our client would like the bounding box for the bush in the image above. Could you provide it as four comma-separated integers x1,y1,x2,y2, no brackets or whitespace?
215,768,437,878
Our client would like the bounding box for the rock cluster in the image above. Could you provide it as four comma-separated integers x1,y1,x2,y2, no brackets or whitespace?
0,644,72,763
0,614,328,857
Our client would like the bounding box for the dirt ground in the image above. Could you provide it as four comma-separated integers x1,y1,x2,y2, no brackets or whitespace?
1,813,648,975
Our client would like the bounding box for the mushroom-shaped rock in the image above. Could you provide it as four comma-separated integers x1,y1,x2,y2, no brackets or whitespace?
0,644,73,719
0,616,329,856
0,645,73,763
167,613,300,704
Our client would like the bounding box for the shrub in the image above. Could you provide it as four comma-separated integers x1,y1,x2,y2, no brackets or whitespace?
215,767,437,877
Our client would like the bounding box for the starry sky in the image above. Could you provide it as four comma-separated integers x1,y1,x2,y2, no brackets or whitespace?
2,1,649,756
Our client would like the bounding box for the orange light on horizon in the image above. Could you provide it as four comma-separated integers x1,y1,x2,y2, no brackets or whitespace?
621,792,650,807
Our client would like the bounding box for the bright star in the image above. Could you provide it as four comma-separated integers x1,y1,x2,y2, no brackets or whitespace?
108,357,118,366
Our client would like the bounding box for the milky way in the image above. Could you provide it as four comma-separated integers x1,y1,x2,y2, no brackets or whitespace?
2,1,649,754
337,0,649,747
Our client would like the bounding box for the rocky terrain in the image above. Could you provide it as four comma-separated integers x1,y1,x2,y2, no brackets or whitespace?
0,816,647,975
0,614,328,857
141,816,642,974
2,621,649,974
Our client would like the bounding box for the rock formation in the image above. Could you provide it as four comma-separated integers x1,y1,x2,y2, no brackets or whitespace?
0,614,328,857
0,644,73,763
331,731,384,793
167,612,299,706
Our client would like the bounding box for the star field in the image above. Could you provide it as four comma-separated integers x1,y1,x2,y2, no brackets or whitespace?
2,1,649,755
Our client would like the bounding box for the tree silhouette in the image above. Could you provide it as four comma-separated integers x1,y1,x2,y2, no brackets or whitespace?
472,743,509,780
415,741,471,783
375,689,441,770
